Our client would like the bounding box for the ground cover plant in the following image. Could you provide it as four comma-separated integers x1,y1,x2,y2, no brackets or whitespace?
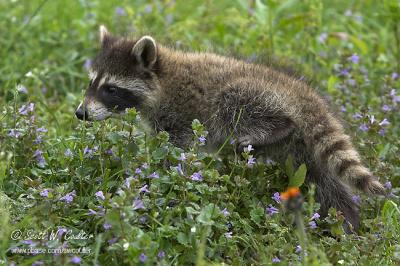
0,0,399,265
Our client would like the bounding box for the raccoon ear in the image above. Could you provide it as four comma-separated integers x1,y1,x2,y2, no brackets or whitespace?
99,25,110,44
132,36,157,68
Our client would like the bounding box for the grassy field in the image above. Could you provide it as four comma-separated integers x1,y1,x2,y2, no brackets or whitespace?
1,0,400,265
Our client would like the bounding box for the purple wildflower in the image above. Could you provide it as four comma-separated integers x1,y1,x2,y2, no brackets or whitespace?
158,251,165,259
125,176,135,189
103,223,112,230
379,118,390,126
347,79,356,86
36,127,47,133
17,85,28,94
179,153,186,161
83,146,96,158
133,198,145,210
272,192,281,203
311,212,320,220
382,105,391,112
95,191,105,200
392,72,399,80
60,190,76,204
58,227,68,237
191,172,203,181
318,32,328,43
139,253,147,263
247,157,256,166
88,209,97,215
23,239,33,245
33,136,43,144
108,237,118,245
295,245,302,253
369,115,376,124
65,148,73,157
221,208,230,217
348,53,359,64
352,113,362,119
8,129,22,138
135,167,142,174
340,68,350,76
40,189,49,197
359,123,369,132
139,216,147,223
272,257,281,263
230,138,236,145
33,149,46,167
139,184,150,193
27,103,34,112
149,172,159,179
352,195,361,204
32,261,44,266
309,221,317,229
198,136,206,145
175,163,184,175
266,204,279,216
115,7,126,16
340,106,347,112
105,148,113,155
19,105,28,115
70,256,81,264
378,128,387,136
144,5,152,13
83,59,92,70
384,181,392,190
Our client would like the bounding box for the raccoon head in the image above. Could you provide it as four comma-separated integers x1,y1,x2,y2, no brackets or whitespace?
76,26,160,121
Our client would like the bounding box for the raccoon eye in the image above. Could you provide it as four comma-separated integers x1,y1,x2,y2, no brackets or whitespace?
104,86,117,95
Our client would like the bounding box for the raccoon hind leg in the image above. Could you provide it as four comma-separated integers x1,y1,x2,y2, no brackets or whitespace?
236,116,295,151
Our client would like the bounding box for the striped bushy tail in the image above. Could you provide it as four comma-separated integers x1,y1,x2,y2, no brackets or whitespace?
297,110,385,195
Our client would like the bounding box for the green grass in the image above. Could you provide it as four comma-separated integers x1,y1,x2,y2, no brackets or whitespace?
1,0,400,265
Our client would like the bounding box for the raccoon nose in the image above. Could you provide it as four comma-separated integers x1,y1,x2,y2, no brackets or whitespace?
75,104,88,120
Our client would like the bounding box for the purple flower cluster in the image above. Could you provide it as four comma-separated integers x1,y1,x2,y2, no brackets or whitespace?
191,172,203,181
33,149,46,167
60,190,76,204
133,198,145,210
83,146,98,158
95,191,105,201
266,204,279,216
198,136,206,145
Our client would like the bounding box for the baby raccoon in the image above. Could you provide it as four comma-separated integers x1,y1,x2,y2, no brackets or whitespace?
76,26,385,231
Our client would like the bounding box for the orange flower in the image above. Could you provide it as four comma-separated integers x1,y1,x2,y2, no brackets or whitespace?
280,187,300,201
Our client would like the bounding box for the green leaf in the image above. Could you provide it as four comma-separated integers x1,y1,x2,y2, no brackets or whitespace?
289,164,307,187
196,204,216,225
177,232,189,246
152,147,169,160
126,142,138,155
250,207,265,224
327,75,338,94
107,132,124,144
285,154,294,178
